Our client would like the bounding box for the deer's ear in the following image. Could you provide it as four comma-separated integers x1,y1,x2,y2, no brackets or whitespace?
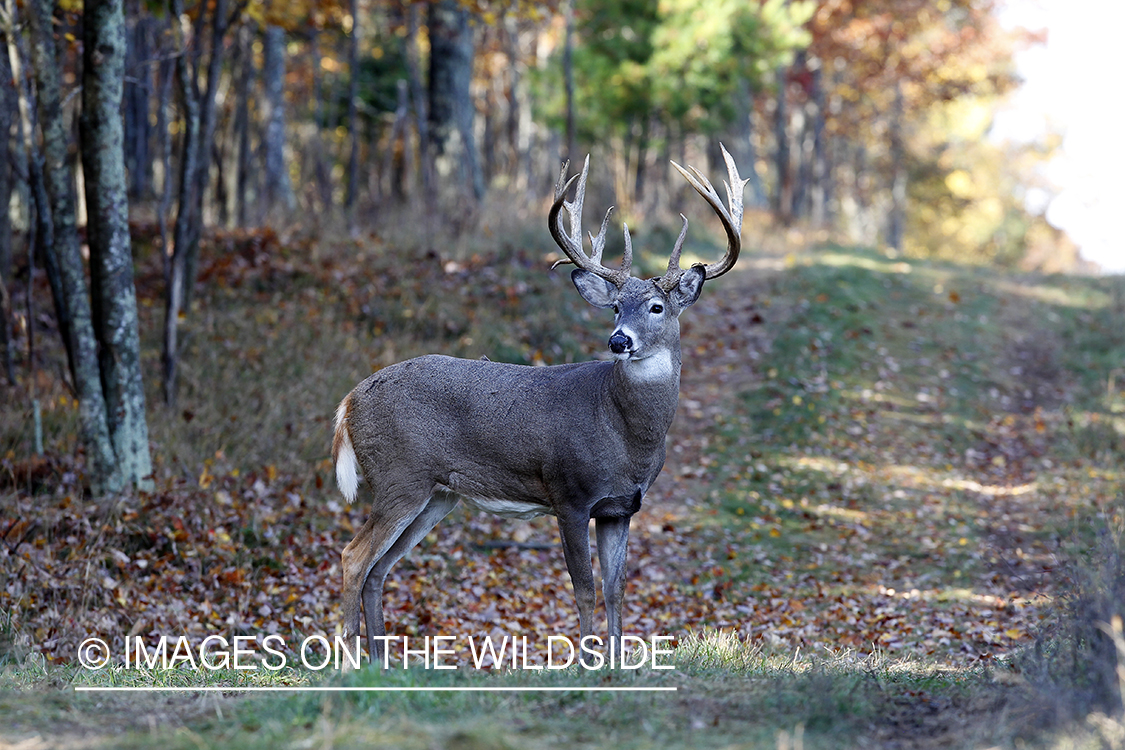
572,269,618,309
670,265,705,311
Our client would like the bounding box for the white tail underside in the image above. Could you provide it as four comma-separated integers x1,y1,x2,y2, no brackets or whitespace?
334,398,359,503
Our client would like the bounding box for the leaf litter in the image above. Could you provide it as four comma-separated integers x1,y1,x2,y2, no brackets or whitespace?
2,243,1122,673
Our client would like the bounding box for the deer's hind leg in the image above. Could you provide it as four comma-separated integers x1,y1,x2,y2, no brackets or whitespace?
341,485,459,666
341,481,432,661
360,489,459,665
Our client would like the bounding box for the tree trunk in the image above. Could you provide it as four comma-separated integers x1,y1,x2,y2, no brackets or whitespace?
234,22,254,227
405,3,432,197
164,0,200,404
793,105,812,219
0,36,13,384
502,17,518,182
82,0,154,492
262,25,294,216
308,29,333,212
155,52,174,284
380,80,410,202
123,6,152,200
733,77,767,208
482,85,496,186
26,0,86,384
183,0,230,293
19,0,120,492
344,0,360,225
772,65,791,222
810,65,828,226
634,117,650,201
428,0,482,201
9,31,58,374
562,0,575,165
886,80,905,252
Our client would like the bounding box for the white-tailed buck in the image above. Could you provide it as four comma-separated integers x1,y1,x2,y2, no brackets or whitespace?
333,146,747,663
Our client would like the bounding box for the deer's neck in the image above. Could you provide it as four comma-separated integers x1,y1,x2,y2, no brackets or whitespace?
607,342,682,446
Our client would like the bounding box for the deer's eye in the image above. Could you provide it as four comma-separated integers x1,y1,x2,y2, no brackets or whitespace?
650,304,664,314
612,304,620,314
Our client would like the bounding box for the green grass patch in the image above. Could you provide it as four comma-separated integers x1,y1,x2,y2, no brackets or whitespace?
2,631,1019,749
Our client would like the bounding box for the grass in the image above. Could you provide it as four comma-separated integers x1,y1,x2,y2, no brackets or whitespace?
1,631,1019,749
695,246,1123,601
3,228,1125,748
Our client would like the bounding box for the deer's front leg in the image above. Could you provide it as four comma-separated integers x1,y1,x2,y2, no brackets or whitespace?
556,512,596,639
595,515,631,639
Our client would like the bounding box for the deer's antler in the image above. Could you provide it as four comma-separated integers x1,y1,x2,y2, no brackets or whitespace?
655,143,748,292
549,156,633,287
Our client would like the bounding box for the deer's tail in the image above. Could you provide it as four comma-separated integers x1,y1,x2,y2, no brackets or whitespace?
332,391,360,503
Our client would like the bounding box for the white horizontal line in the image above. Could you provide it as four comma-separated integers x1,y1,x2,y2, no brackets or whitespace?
74,685,677,693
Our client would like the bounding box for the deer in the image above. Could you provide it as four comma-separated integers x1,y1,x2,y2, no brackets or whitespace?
332,145,747,665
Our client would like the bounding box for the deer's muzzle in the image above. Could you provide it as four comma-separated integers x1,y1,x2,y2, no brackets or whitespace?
608,331,632,355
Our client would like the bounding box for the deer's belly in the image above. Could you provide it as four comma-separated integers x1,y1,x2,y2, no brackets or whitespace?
459,495,555,520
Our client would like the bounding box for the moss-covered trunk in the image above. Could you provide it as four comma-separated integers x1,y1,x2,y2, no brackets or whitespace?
81,0,153,492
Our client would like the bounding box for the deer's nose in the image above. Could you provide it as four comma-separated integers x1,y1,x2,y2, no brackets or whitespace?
608,331,632,354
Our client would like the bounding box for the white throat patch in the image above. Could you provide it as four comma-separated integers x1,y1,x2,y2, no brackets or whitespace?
624,349,674,381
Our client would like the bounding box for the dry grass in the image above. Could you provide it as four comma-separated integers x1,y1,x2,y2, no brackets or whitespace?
1017,503,1125,746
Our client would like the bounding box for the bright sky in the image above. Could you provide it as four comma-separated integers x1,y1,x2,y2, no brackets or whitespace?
992,0,1125,273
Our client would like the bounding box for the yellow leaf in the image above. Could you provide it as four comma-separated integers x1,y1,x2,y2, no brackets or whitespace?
1005,629,1023,640
769,528,781,538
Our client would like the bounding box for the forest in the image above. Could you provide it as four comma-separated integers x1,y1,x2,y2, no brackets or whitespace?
3,0,1124,748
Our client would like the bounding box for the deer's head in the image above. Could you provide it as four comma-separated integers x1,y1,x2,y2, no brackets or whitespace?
549,145,748,364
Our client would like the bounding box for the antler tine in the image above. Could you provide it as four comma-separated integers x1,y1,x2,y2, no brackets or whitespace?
668,143,749,281
588,206,614,265
567,156,591,253
547,156,632,286
622,223,633,277
667,214,688,275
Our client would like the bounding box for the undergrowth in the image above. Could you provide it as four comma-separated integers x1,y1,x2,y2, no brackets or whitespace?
1017,498,1125,746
